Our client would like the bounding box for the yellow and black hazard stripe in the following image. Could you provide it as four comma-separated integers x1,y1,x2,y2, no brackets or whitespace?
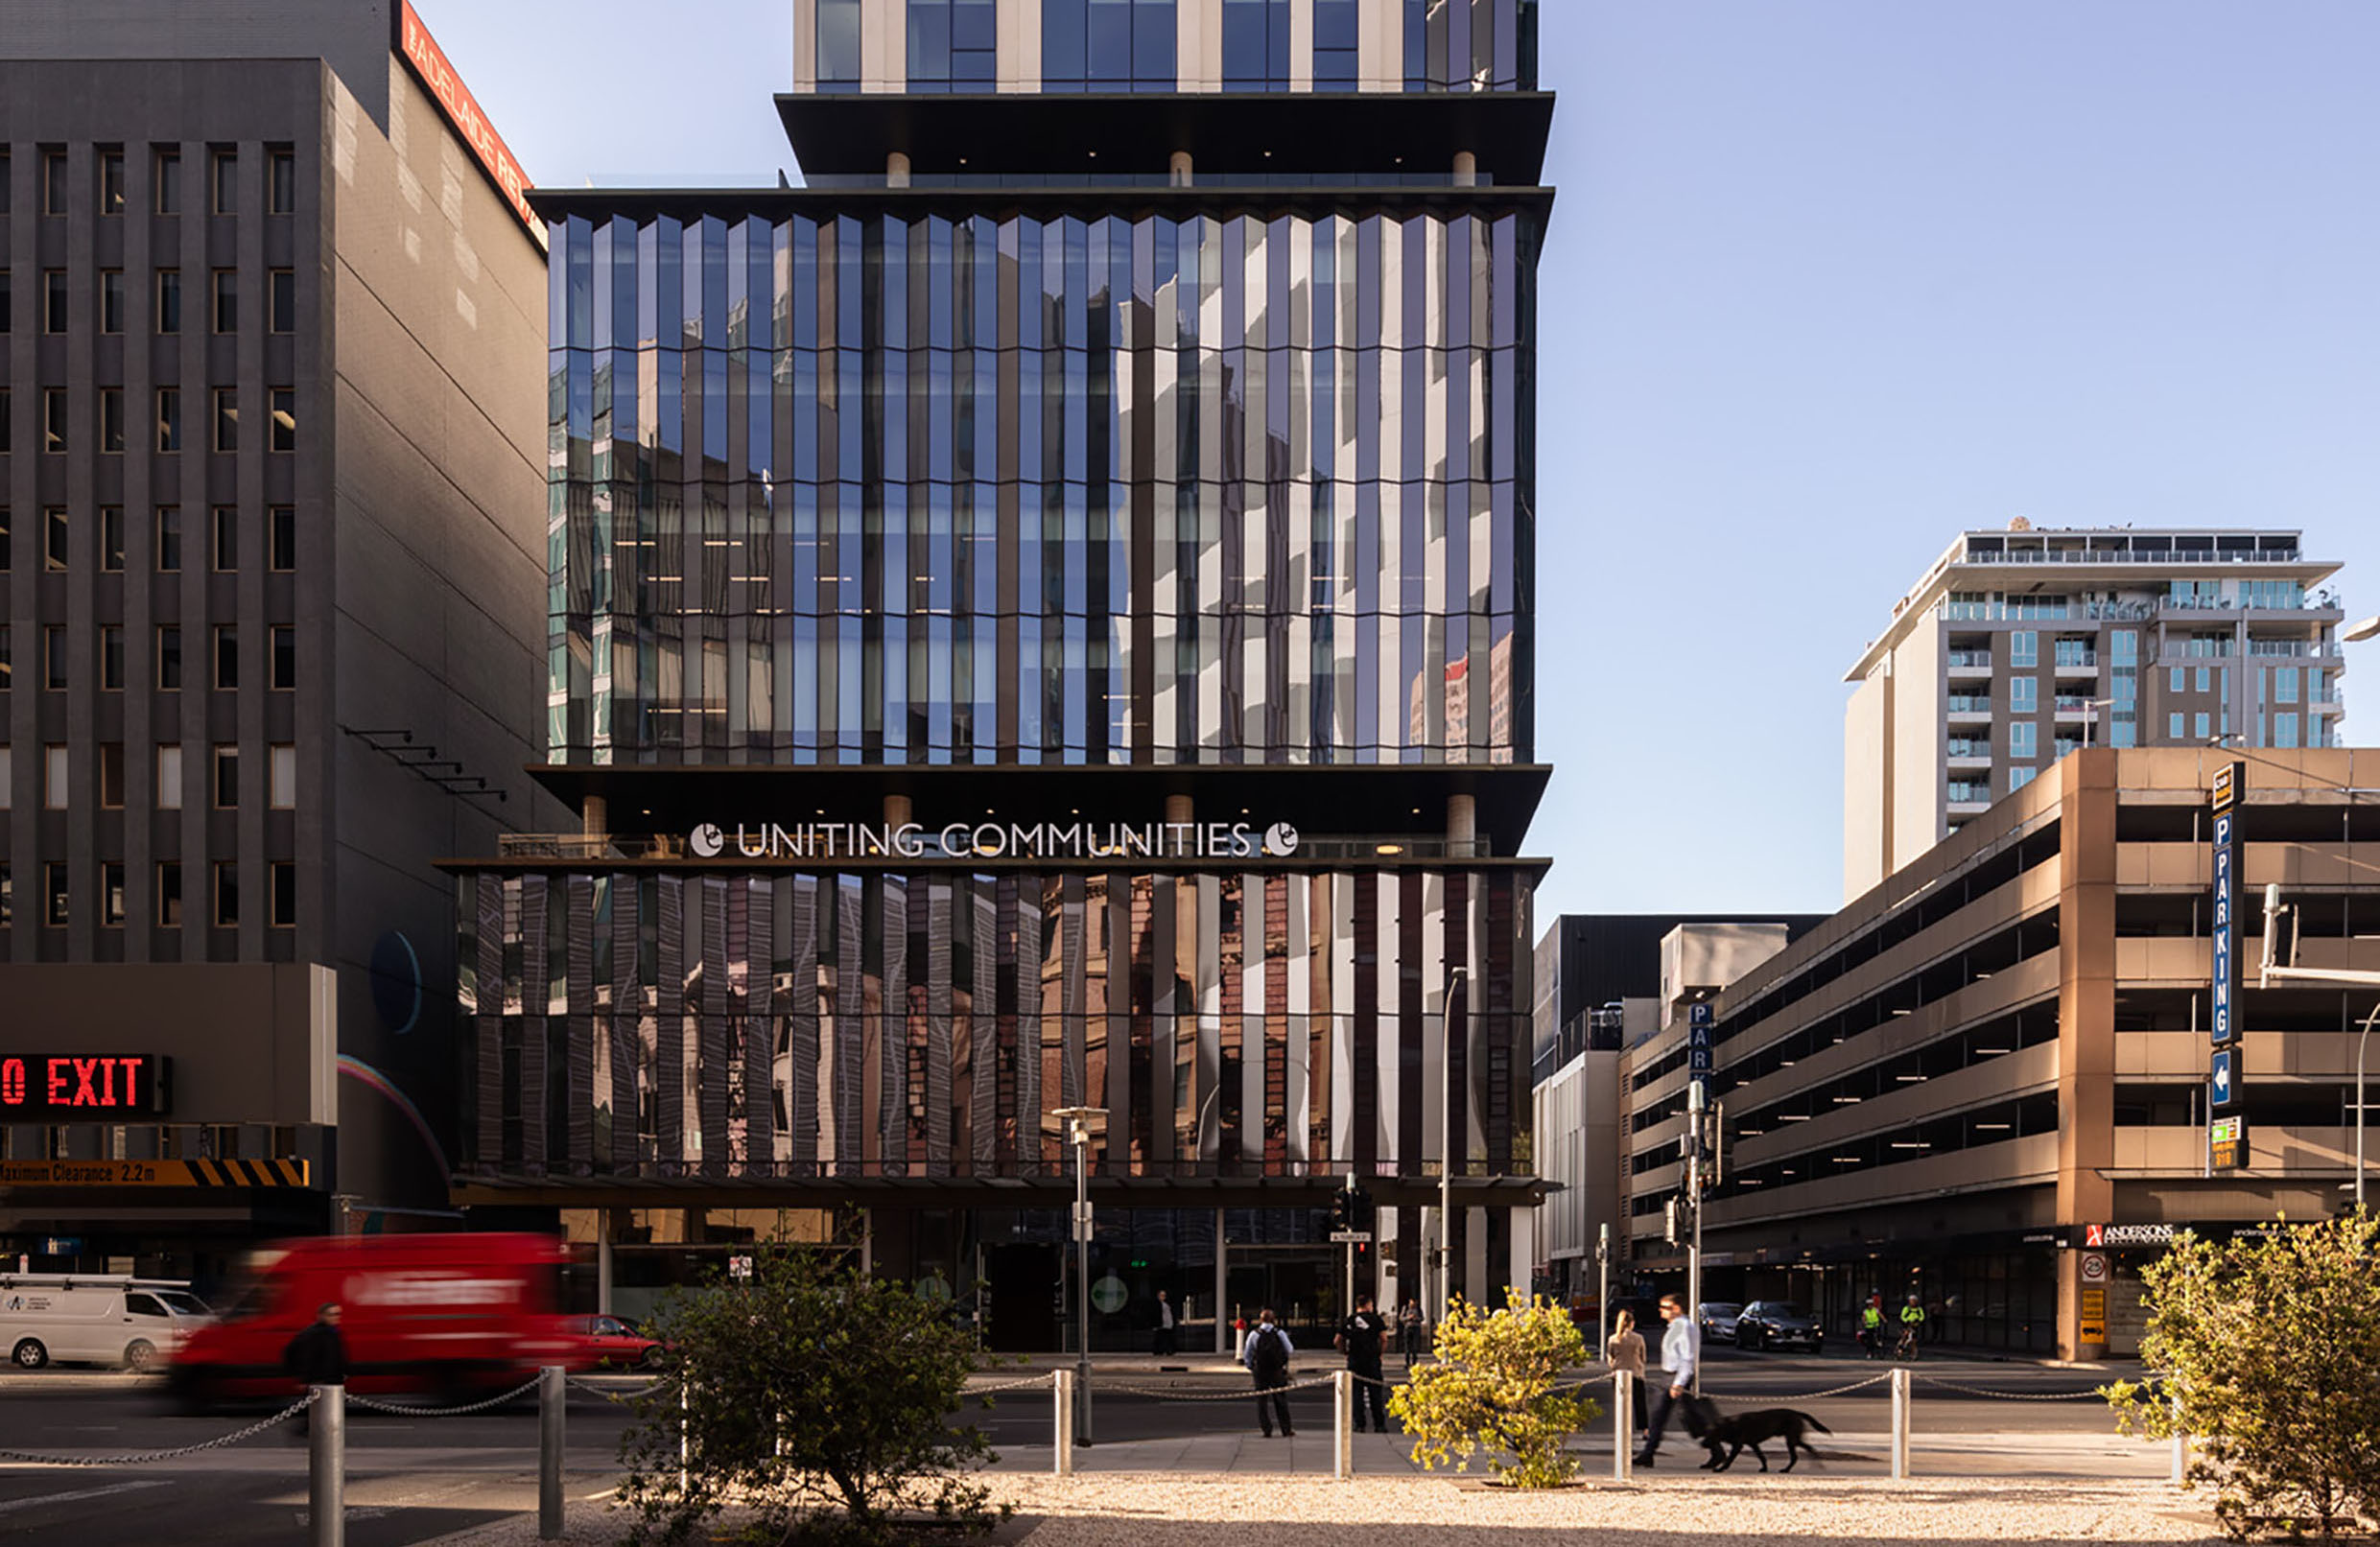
186,1158,311,1187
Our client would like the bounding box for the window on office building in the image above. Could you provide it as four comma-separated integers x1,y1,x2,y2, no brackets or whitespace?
269,149,295,213
154,148,180,214
101,625,124,691
0,269,10,334
0,625,10,691
156,270,181,334
2275,714,2299,749
212,743,239,808
157,862,183,926
270,505,295,571
0,866,11,927
1221,0,1290,88
2274,668,2299,704
210,149,237,214
270,270,295,333
2009,630,2038,668
1314,0,1359,83
271,863,297,928
270,743,296,809
2009,676,2037,713
156,744,183,809
44,507,67,571
100,149,126,215
212,389,238,452
907,0,998,91
2009,765,2038,794
1042,0,1174,88
45,864,70,927
211,270,237,334
2196,665,2211,693
212,505,237,572
816,0,861,88
43,387,68,453
270,388,295,451
101,388,125,453
2008,721,2037,761
43,625,66,690
100,742,126,807
2196,713,2211,739
156,387,181,452
213,625,238,690
43,745,70,809
0,748,9,807
102,506,125,572
157,626,182,690
42,270,67,333
42,151,68,216
102,270,125,333
271,625,295,690
2169,712,2185,739
213,862,239,928
103,862,127,928
156,506,182,571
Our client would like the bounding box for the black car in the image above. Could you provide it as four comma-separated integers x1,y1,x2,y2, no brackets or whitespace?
1734,1301,1824,1352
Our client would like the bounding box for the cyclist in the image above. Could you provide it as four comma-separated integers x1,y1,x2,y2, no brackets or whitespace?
1858,1294,1887,1358
1897,1294,1927,1359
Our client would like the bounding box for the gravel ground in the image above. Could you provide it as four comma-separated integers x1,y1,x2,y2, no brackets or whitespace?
428,1473,2228,1545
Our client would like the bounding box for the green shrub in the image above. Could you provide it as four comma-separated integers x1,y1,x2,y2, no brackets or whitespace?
616,1249,1008,1546
1386,1289,1598,1488
2105,1209,2380,1541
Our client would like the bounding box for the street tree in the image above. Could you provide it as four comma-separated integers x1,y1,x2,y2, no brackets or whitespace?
1387,1290,1598,1488
617,1249,1008,1546
2105,1209,2380,1541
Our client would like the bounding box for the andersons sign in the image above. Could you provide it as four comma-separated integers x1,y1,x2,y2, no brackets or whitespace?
689,819,1302,861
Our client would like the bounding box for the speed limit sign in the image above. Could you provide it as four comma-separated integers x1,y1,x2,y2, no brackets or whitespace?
2080,1253,2109,1283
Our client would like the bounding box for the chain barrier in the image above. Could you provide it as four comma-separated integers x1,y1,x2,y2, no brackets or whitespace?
346,1375,543,1418
1912,1375,2108,1402
569,1373,670,1399
1097,1375,1338,1401
0,1393,317,1467
964,1374,1058,1395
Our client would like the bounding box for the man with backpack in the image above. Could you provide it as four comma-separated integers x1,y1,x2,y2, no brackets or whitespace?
1240,1305,1296,1437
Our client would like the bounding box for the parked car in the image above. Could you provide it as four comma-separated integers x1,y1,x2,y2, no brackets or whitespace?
1734,1300,1825,1353
579,1313,668,1369
0,1275,214,1371
168,1232,588,1407
1696,1301,1743,1345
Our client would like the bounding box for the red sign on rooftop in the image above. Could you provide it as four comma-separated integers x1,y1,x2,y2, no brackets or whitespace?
395,1,546,250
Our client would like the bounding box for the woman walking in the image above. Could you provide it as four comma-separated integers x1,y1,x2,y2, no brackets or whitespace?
1605,1307,1649,1435
1398,1299,1425,1368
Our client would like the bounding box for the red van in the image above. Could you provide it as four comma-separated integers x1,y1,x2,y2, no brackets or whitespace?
168,1232,588,1406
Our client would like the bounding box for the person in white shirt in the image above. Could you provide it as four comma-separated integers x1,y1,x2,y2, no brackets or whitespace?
1633,1292,1700,1466
1153,1289,1177,1356
1240,1307,1297,1437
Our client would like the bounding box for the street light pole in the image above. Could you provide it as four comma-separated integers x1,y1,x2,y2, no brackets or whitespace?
1440,967,1469,1325
2257,887,2380,1211
1052,1107,1105,1445
1685,1081,1705,1396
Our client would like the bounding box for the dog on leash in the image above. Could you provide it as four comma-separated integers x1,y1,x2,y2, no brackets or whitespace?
1687,1404,1831,1473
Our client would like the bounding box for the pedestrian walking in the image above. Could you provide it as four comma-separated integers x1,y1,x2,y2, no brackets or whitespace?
1604,1307,1649,1435
1631,1293,1699,1468
1398,1299,1424,1368
1153,1289,1177,1357
282,1301,347,1437
1336,1294,1392,1433
1240,1305,1296,1438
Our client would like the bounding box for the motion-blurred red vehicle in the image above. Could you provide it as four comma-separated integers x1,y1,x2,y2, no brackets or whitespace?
167,1232,588,1406
578,1313,668,1369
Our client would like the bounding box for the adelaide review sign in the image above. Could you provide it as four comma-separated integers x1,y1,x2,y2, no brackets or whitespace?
395,1,543,247
689,818,1303,862
0,1055,171,1119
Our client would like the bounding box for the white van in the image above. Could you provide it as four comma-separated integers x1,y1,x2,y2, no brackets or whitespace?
0,1275,214,1371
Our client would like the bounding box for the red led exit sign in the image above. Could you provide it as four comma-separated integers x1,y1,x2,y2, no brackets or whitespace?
0,1056,173,1119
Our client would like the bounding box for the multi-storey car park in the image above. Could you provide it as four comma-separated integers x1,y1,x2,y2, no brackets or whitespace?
1621,746,2380,1358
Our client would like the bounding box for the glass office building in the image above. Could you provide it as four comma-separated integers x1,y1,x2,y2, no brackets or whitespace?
449,0,1555,1349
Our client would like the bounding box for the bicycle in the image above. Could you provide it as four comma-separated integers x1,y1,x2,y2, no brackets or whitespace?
1894,1324,1921,1361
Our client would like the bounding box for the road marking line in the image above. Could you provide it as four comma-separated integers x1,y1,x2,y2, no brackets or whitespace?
0,1480,169,1514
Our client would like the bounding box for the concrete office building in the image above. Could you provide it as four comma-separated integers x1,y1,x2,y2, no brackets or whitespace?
1844,523,2345,902
442,0,1557,1345
1,2,552,1276
1530,913,1821,1305
1623,747,2380,1358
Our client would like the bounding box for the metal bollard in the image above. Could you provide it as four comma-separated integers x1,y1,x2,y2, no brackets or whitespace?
1889,1366,1911,1480
1612,1370,1633,1482
1053,1370,1074,1477
538,1366,565,1540
309,1384,344,1547
1332,1371,1352,1480
2170,1392,2190,1485
678,1374,691,1495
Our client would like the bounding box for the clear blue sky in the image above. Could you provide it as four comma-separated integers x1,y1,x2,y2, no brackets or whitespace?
416,0,2380,921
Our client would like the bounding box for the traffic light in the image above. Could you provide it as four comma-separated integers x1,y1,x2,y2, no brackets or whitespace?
1331,1190,1352,1233
1349,1185,1375,1234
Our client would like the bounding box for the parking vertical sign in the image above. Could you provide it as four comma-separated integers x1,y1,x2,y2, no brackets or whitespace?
1688,1001,1713,1095
2209,762,2246,1166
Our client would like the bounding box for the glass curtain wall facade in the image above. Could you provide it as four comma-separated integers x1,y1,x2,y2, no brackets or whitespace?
454,0,1553,1348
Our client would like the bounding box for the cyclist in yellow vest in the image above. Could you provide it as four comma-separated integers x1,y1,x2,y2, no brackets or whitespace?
1898,1295,1927,1358
1859,1294,1886,1357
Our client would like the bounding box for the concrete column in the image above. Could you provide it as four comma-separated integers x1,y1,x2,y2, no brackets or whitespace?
1214,1207,1229,1354
884,793,914,828
1464,1206,1489,1310
1451,151,1477,188
1168,151,1194,188
1447,794,1476,855
581,794,608,839
597,1234,614,1315
886,152,912,189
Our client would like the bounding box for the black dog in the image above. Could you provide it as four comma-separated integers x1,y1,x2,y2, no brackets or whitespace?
1692,1406,1831,1473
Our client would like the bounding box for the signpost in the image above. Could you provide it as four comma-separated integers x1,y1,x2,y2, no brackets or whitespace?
2209,762,2246,1169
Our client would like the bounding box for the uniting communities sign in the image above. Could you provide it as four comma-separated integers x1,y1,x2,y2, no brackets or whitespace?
690,819,1303,862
